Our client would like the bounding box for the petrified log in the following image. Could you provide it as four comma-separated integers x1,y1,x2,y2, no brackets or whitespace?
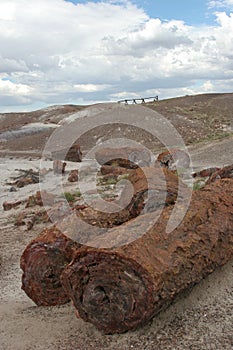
156,148,190,171
52,142,82,162
61,179,233,334
20,227,80,306
127,167,188,212
3,200,22,211
192,167,220,178
100,164,133,177
7,168,40,188
25,190,56,208
74,167,188,228
53,160,66,174
95,146,151,168
206,164,233,184
68,169,79,182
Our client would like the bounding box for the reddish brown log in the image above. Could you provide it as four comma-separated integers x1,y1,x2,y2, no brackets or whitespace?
206,164,233,184
100,164,133,177
20,227,80,306
192,167,220,178
74,167,188,228
68,169,79,182
25,190,56,208
156,148,190,170
3,200,22,211
52,142,82,162
61,179,233,334
95,146,151,168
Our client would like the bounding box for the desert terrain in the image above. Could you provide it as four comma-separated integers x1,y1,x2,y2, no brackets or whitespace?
0,93,233,350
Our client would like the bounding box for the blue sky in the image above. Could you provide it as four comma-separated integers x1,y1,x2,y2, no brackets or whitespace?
0,0,233,112
64,0,222,25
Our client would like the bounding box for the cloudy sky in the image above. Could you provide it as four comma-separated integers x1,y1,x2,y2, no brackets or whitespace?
0,0,233,112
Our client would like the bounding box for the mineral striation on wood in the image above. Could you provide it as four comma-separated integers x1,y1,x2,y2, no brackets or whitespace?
74,166,187,228
20,227,80,306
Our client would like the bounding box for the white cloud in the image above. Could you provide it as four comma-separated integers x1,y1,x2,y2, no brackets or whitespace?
208,0,233,9
0,79,32,95
0,0,233,111
74,84,110,92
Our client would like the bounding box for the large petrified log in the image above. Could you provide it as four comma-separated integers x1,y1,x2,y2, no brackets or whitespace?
20,166,186,305
20,227,80,306
61,179,233,334
95,146,151,168
73,167,188,228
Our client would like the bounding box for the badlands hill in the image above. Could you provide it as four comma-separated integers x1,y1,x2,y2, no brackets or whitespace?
0,92,232,157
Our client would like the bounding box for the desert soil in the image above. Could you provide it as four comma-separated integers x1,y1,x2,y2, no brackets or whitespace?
0,95,233,349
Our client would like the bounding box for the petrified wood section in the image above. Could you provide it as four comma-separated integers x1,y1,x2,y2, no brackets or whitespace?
20,227,80,306
68,169,79,182
74,167,187,228
95,146,151,168
192,167,220,178
206,164,233,184
53,160,66,174
61,179,233,334
156,148,190,170
127,167,188,212
100,164,133,177
52,142,82,162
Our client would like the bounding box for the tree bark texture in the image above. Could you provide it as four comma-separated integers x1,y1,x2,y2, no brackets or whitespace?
73,167,188,229
20,166,182,305
20,227,80,306
61,179,233,334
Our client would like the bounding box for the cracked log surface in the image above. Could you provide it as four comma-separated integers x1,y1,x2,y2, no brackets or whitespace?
73,167,188,229
61,179,233,334
20,227,80,306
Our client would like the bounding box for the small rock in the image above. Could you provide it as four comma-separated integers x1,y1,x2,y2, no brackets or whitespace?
9,186,17,192
3,200,22,211
68,169,79,182
53,160,67,174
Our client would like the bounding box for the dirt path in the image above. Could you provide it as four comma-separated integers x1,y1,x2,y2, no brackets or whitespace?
189,134,233,170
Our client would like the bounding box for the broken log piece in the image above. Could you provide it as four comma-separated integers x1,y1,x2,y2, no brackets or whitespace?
3,200,22,211
52,142,82,162
53,160,66,174
100,165,133,177
95,146,151,168
20,227,80,306
74,167,188,228
25,190,56,208
192,167,220,178
206,164,233,184
8,168,40,188
61,179,233,334
156,149,190,171
126,167,189,214
68,169,79,182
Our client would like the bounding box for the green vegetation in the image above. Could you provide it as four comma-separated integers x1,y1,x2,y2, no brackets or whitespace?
105,177,118,185
63,192,76,202
192,180,206,190
63,190,82,202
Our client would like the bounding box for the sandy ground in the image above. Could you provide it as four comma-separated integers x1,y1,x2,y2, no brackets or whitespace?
0,136,233,350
